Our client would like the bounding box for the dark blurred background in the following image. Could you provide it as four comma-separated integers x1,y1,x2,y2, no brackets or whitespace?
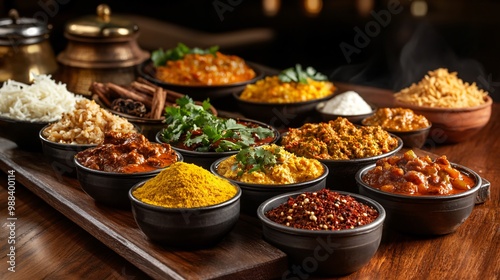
3,0,500,101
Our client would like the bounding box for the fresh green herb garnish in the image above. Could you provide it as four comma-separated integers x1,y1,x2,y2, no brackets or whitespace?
161,96,274,152
233,146,282,176
151,43,219,67
278,64,328,84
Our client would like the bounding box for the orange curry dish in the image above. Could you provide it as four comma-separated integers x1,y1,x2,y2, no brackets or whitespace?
75,131,179,173
155,52,256,86
362,150,475,195
362,107,431,132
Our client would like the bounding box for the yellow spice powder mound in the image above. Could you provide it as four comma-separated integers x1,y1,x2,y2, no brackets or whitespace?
132,162,237,208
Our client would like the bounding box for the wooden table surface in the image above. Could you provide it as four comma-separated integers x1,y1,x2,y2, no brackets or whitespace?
1,83,499,280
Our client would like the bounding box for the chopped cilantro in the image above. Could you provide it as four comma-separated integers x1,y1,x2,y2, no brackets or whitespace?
233,146,282,176
161,96,275,152
151,43,219,67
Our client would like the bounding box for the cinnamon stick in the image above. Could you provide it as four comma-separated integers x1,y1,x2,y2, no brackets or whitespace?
151,87,167,119
130,81,156,96
165,90,185,103
89,82,112,107
137,77,158,88
135,77,185,103
106,82,152,108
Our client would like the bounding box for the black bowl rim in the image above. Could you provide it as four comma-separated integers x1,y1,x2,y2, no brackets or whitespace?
101,101,218,124
128,179,242,211
257,189,386,236
232,87,336,106
315,101,377,118
137,59,265,89
0,114,52,124
39,124,98,149
105,109,166,124
316,134,403,164
73,150,184,177
355,162,483,200
360,116,433,134
39,123,143,148
210,156,329,189
383,124,432,135
155,117,280,156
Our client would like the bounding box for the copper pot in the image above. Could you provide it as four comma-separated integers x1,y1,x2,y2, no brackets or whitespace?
55,4,149,96
0,9,58,84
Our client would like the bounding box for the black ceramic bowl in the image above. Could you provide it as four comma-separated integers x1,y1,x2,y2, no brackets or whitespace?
233,90,335,130
74,151,183,208
129,180,241,248
316,102,376,125
360,117,432,149
0,115,49,151
155,118,280,170
137,59,264,103
39,125,97,177
104,110,164,142
257,190,385,276
356,163,490,235
314,135,403,192
210,158,329,215
385,126,431,149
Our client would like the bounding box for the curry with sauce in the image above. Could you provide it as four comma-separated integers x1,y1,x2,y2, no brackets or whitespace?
155,52,256,86
362,150,474,195
75,132,179,173
362,107,431,131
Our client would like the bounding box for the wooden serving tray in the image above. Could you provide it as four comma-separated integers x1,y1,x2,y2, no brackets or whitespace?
0,139,288,279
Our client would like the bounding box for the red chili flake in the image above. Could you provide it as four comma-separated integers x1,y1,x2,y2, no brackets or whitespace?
265,189,379,230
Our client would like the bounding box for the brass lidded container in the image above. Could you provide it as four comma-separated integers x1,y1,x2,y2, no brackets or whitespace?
0,9,58,84
56,4,149,96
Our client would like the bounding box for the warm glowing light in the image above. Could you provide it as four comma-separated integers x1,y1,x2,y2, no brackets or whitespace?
263,0,280,17
304,0,323,16
411,1,428,17
356,0,374,17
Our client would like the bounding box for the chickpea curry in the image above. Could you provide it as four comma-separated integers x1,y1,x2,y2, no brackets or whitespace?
362,150,475,195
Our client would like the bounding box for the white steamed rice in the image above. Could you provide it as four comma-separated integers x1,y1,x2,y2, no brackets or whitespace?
0,74,83,122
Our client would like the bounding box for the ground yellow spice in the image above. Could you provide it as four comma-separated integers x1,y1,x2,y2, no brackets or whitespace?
132,162,238,208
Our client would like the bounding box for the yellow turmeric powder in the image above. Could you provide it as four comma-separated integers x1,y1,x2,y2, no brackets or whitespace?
132,162,238,208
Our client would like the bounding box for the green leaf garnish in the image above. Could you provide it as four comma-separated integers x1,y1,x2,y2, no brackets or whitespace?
161,96,275,152
233,146,282,176
151,43,220,67
278,64,328,84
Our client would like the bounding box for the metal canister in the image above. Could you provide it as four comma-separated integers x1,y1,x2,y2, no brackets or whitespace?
55,4,150,96
0,9,58,83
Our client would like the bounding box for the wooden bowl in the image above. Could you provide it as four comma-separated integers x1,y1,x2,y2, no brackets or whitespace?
394,96,492,144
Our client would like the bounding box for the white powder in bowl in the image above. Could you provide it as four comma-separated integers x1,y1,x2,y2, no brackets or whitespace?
321,91,372,115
